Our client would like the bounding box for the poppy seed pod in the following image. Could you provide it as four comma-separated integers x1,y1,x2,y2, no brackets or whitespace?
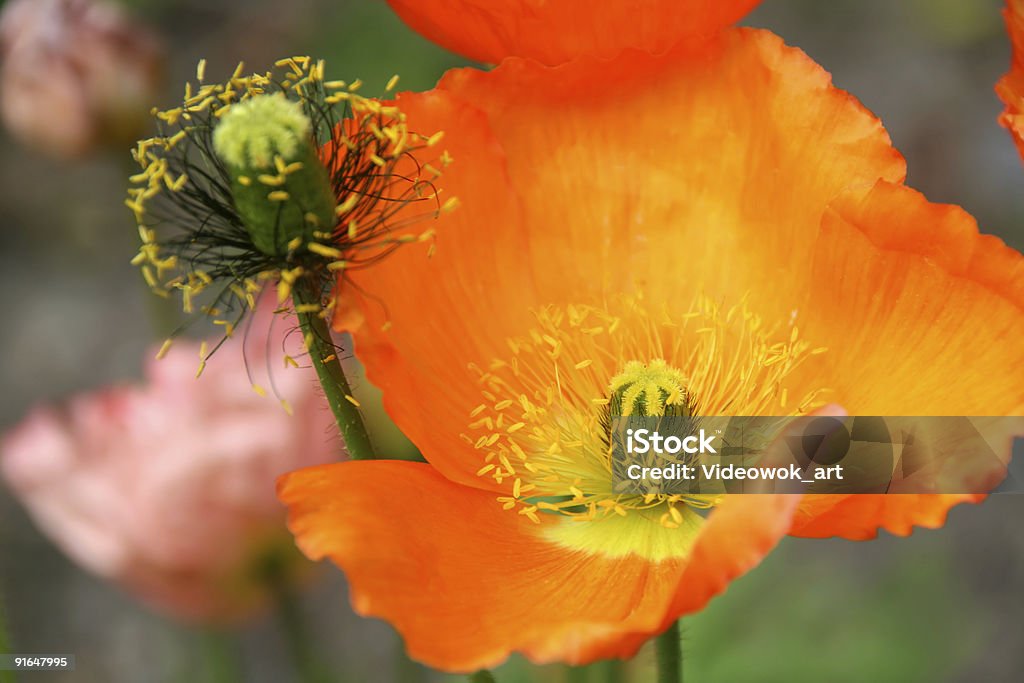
212,94,337,257
128,57,453,352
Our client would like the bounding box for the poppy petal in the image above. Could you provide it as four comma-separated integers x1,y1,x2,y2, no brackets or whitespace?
788,180,1024,539
340,29,905,488
803,180,1024,416
997,0,1024,160
335,89,534,492
789,493,985,540
386,0,762,66
432,29,906,319
278,461,798,670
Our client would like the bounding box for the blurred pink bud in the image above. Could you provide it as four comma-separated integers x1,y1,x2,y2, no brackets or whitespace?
1,311,340,623
0,0,163,159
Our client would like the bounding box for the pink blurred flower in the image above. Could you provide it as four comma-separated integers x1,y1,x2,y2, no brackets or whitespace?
1,312,340,622
0,0,163,159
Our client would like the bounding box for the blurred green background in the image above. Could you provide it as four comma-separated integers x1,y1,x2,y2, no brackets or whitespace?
0,0,1022,681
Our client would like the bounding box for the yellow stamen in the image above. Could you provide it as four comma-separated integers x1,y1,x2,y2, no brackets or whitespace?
307,242,343,259
155,339,173,360
464,294,828,527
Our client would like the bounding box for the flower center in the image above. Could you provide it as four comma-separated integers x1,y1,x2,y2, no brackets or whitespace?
608,359,695,417
465,294,828,528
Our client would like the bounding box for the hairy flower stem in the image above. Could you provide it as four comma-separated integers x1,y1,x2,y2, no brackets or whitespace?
655,620,683,683
468,671,496,683
292,280,375,460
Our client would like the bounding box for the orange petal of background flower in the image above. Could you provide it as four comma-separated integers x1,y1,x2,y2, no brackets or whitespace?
278,461,798,670
340,28,905,488
997,0,1024,160
386,0,762,66
788,180,1024,539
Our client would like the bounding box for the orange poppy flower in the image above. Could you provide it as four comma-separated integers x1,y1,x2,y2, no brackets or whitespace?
279,27,1024,671
386,0,760,65
998,0,1024,159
